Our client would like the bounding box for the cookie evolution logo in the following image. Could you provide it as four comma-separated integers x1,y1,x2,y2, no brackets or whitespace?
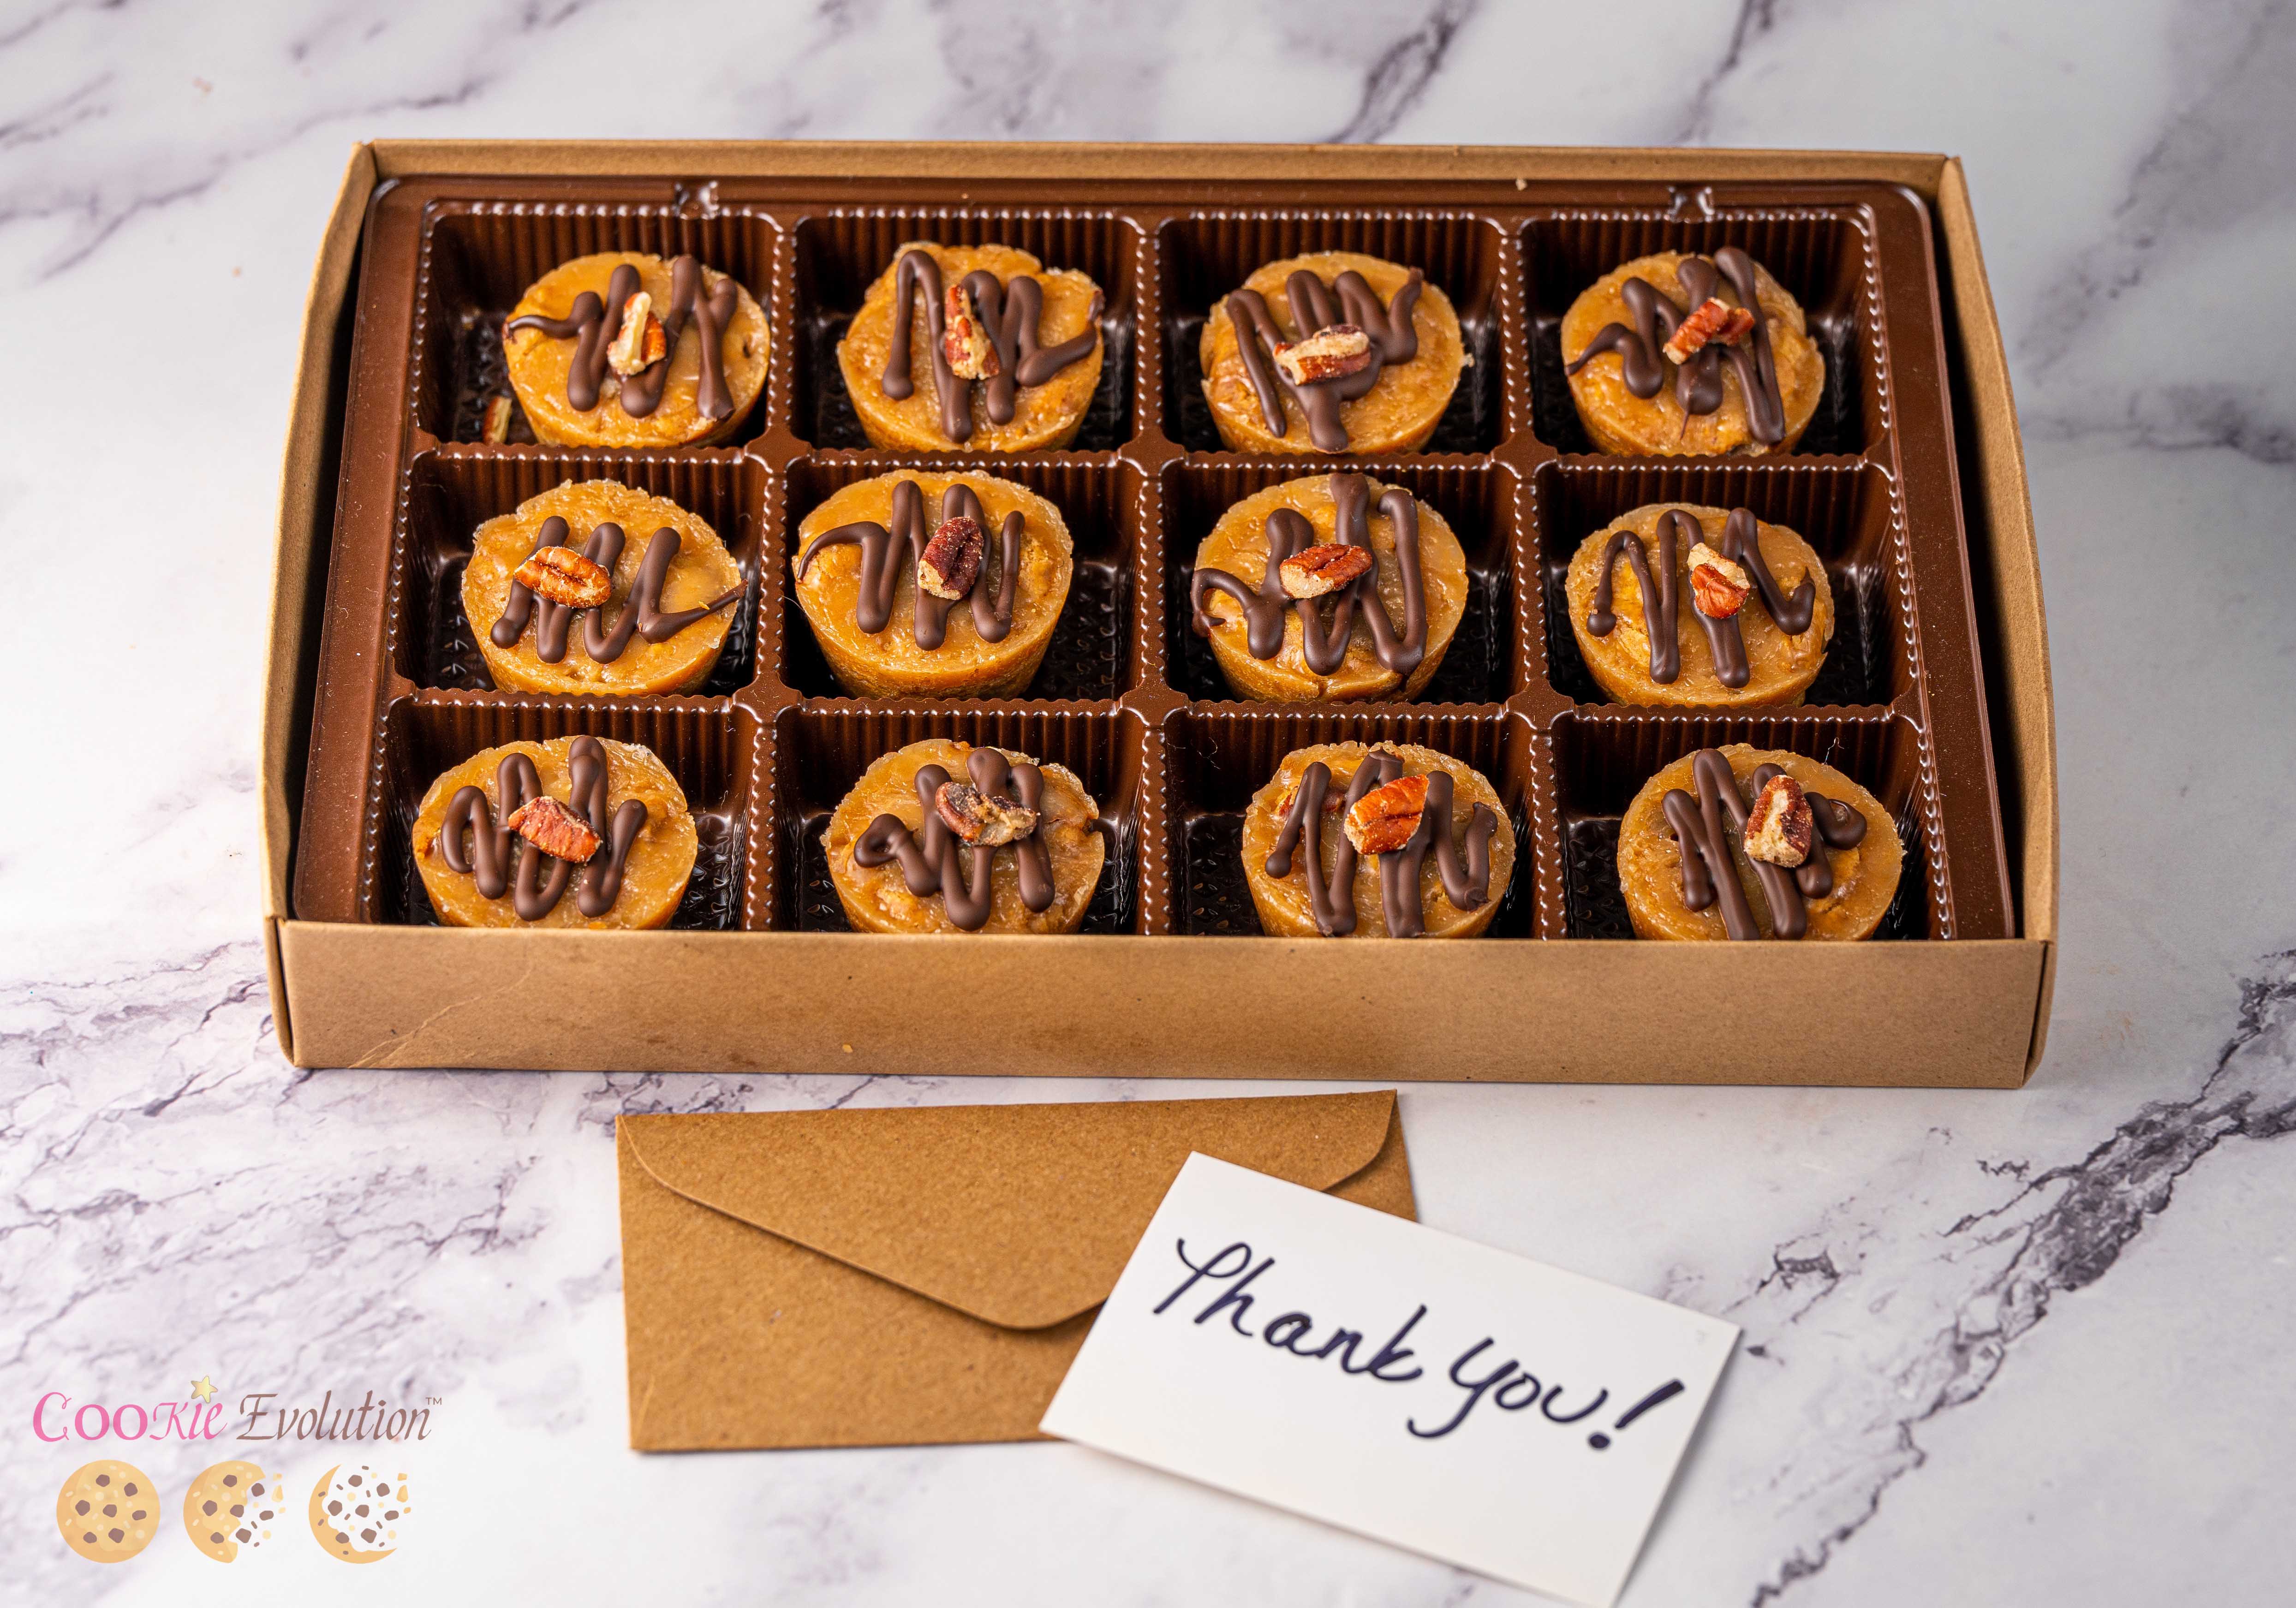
235,1390,438,1445
33,1375,439,1446
36,1376,429,1566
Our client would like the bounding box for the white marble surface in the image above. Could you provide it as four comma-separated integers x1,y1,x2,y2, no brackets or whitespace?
4,0,2293,1602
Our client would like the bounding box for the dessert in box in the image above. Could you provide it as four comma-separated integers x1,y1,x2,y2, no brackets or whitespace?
793,470,1075,699
836,241,1105,452
823,739,1106,935
1564,502,1833,707
466,480,744,696
263,145,2053,1085
1199,250,1466,454
1188,472,1469,703
502,250,769,447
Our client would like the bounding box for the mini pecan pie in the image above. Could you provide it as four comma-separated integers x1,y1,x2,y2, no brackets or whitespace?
836,242,1104,453
1616,745,1901,941
1200,251,1467,455
412,735,697,929
823,739,1106,935
1190,473,1470,702
1561,249,1824,456
502,252,769,447
1565,503,1833,706
1241,741,1513,939
463,480,745,696
794,471,1075,699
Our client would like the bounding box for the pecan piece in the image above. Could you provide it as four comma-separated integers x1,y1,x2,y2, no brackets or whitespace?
935,781,1039,847
514,544,614,609
480,393,515,444
1275,773,1352,821
942,284,1001,381
1273,323,1374,386
605,291,668,377
1687,541,1750,619
1661,296,1756,365
918,514,985,601
1744,774,1816,867
503,794,602,863
1344,773,1429,856
1278,542,1373,600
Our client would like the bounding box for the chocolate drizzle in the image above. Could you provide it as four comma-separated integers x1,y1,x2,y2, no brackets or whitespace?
853,749,1056,931
1661,750,1868,940
1264,753,1497,938
1226,266,1423,451
879,249,1104,444
1564,248,1788,445
1586,507,1817,688
1190,473,1427,679
437,736,648,921
490,516,743,666
503,255,740,421
796,480,1025,650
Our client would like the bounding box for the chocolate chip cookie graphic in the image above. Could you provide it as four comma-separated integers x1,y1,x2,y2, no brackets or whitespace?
306,1462,410,1563
55,1459,159,1562
183,1459,282,1562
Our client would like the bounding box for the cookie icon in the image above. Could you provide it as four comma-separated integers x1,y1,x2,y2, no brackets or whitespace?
183,1460,283,1562
306,1462,409,1563
55,1459,159,1563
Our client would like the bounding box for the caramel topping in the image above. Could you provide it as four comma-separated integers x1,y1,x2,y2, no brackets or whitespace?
853,749,1056,931
1264,753,1496,939
795,479,1024,650
436,736,648,921
1226,266,1421,452
1660,750,1867,940
879,249,1103,444
504,255,739,422
1564,248,1788,444
490,516,743,667
1586,507,1815,689
1190,473,1427,679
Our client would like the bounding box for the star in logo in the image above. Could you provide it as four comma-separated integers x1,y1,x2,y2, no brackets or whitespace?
189,1375,218,1403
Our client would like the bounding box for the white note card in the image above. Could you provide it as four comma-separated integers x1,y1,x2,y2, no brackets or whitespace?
1040,1155,1738,1606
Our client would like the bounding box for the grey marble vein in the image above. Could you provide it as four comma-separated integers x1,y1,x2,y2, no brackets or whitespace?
1327,0,1480,143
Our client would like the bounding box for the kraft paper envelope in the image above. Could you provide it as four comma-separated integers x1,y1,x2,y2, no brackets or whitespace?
616,1091,1414,1450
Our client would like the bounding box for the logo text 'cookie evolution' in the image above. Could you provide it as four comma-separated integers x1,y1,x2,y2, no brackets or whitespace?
236,1392,436,1444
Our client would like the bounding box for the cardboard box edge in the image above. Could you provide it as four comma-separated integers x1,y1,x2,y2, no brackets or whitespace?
280,921,2043,1088
1933,158,2059,1076
262,144,374,923
262,142,377,1060
361,139,1954,188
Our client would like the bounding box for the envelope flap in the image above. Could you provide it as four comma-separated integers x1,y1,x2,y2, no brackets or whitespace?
618,1091,1398,1330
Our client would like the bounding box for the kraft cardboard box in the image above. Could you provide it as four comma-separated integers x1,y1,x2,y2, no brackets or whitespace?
260,143,2055,1083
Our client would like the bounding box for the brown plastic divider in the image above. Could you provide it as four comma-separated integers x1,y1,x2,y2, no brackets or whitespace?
410,201,784,447
1527,456,1911,710
787,209,1143,453
1548,708,1945,940
293,170,2009,965
391,446,771,696
1161,704,1553,938
1153,211,1517,456
366,694,755,930
777,453,1144,705
1160,457,1527,707
765,703,1151,934
1519,201,1885,458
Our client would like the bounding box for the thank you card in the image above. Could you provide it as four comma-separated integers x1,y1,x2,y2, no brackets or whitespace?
1040,1155,1737,1606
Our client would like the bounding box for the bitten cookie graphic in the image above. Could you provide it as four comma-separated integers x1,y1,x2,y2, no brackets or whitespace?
184,1460,282,1562
308,1463,410,1563
56,1459,158,1562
